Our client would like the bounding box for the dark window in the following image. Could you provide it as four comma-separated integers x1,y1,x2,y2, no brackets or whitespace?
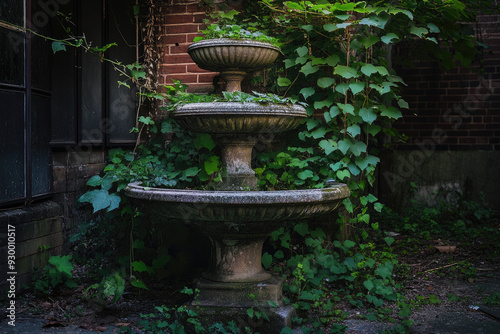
0,0,53,205
51,0,137,147
1,0,137,206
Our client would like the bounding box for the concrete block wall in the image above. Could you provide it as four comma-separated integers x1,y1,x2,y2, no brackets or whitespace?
0,202,63,292
52,149,107,241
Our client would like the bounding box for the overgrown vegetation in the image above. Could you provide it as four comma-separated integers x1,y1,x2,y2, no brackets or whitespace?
19,0,500,332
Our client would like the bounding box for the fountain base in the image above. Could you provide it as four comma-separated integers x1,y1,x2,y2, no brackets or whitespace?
184,276,294,332
186,305,295,333
194,276,283,308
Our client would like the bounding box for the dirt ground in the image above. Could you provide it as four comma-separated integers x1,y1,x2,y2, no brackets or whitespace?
4,233,500,333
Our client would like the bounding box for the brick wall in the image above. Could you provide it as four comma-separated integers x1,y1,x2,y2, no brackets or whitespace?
158,0,217,93
393,14,500,151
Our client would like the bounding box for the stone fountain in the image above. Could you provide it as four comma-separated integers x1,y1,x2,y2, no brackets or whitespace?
126,38,350,332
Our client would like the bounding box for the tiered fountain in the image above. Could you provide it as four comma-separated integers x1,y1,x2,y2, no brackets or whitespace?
126,38,350,332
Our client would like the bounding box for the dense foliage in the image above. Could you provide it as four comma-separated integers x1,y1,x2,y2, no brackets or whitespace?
27,0,498,332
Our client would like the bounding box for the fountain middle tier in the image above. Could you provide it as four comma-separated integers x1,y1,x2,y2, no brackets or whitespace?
172,102,307,189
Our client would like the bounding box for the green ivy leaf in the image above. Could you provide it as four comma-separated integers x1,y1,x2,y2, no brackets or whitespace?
294,222,309,236
381,33,399,44
296,46,309,57
410,26,428,37
427,22,440,33
278,77,292,87
261,252,272,269
300,87,316,100
184,167,200,177
335,83,349,95
49,255,73,276
337,139,351,154
131,261,149,273
91,190,113,213
311,127,328,139
349,141,367,156
204,155,220,175
380,106,402,119
297,170,314,180
329,106,340,118
360,35,380,48
349,82,365,95
347,124,361,137
337,103,355,115
323,23,337,32
336,169,350,181
314,99,333,110
317,77,335,88
363,279,374,291
384,237,395,246
131,279,148,290
326,55,340,67
300,62,319,76
107,193,121,212
51,41,67,54
319,139,336,155
359,107,377,124
86,175,102,187
334,65,359,79
194,133,215,150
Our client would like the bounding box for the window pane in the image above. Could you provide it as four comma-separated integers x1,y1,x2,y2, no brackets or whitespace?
107,0,137,144
0,0,24,27
80,0,104,144
31,94,52,196
0,90,25,203
0,27,24,86
50,0,77,144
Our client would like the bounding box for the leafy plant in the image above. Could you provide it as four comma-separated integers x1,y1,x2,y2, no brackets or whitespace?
483,292,500,306
194,23,280,46
33,255,78,294
262,222,404,328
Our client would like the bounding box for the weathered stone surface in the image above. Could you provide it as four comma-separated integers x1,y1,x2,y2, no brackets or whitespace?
186,305,296,334
194,275,283,307
187,39,280,73
126,183,350,228
173,102,307,134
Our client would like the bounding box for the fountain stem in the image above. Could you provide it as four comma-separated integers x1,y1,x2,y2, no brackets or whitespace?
220,71,246,92
219,137,258,190
203,236,272,282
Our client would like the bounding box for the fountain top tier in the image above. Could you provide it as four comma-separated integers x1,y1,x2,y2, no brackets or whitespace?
188,38,281,92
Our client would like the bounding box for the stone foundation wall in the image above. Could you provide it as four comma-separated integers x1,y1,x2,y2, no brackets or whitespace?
0,202,63,293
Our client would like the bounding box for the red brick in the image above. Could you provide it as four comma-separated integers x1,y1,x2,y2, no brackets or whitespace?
161,35,187,45
164,24,199,34
187,4,203,13
160,64,187,75
170,44,189,54
459,137,477,144
162,53,193,64
198,73,217,83
165,14,195,25
164,5,187,14
194,13,208,23
165,74,198,84
187,64,212,73
188,33,204,43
